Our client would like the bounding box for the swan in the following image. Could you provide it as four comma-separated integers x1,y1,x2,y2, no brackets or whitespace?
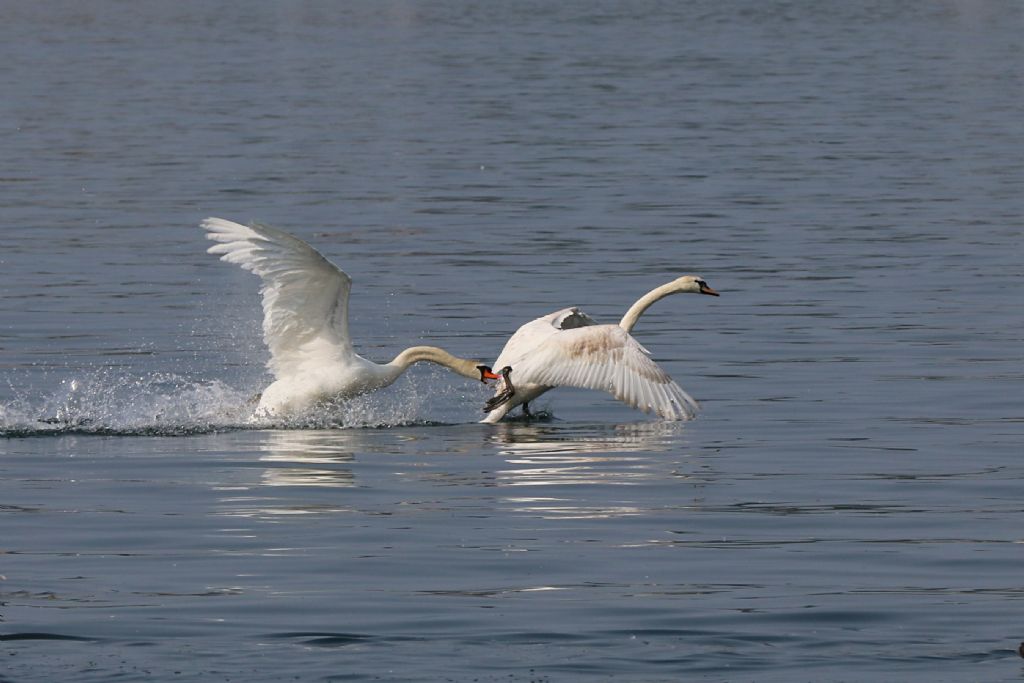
201,217,482,417
477,275,719,424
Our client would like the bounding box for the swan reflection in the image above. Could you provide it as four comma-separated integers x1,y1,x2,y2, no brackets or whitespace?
216,430,364,521
486,422,692,519
254,430,360,489
488,421,682,458
256,429,358,488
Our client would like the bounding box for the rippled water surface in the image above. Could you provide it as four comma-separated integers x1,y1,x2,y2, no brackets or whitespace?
2,2,1023,681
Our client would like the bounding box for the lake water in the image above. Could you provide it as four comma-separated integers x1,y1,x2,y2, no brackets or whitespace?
2,1,1023,681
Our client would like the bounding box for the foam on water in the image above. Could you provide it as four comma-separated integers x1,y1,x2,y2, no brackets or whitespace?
0,368,484,437
0,371,251,436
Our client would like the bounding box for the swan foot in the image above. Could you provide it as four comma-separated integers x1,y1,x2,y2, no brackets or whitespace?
483,366,515,413
521,402,533,419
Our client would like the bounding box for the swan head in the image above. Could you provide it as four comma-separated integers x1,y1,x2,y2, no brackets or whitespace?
672,275,719,296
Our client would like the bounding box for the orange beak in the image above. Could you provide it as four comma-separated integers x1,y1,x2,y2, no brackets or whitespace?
477,365,502,382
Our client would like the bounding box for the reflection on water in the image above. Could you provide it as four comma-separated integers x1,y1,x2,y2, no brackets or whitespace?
216,430,360,521
502,497,647,520
394,422,699,521
486,422,696,519
256,430,357,488
489,421,684,487
488,421,684,457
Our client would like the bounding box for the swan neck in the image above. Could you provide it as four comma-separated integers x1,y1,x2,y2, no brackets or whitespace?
388,346,480,380
618,282,678,334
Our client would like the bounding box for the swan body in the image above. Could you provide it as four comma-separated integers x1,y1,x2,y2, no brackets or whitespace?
201,217,481,417
479,276,718,424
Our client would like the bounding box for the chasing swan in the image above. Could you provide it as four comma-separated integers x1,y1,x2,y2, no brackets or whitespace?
201,217,481,417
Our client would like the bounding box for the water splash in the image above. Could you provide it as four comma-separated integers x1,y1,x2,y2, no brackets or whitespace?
0,367,487,437
0,370,252,436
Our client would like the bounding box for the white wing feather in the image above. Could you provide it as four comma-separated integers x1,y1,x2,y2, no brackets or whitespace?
201,217,353,378
512,325,698,420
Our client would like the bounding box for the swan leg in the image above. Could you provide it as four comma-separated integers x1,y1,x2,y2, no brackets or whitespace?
521,402,533,419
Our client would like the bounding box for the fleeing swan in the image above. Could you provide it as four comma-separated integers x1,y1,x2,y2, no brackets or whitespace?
201,218,482,417
477,275,719,424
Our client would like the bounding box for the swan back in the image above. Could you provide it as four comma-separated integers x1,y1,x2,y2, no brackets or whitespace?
492,307,596,369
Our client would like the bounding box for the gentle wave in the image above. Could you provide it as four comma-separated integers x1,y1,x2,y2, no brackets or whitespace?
0,633,98,642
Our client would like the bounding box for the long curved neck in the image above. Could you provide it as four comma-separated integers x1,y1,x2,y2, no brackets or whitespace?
618,282,679,334
386,346,480,381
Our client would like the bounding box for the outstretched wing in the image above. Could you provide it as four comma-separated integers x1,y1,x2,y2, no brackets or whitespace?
201,217,353,377
515,324,699,420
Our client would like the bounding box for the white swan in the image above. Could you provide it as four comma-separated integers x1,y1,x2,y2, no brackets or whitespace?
201,217,482,417
477,276,719,424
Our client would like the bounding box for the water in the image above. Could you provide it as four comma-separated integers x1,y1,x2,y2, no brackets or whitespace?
2,1,1023,680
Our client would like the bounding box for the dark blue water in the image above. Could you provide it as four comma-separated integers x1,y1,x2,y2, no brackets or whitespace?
2,2,1023,680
